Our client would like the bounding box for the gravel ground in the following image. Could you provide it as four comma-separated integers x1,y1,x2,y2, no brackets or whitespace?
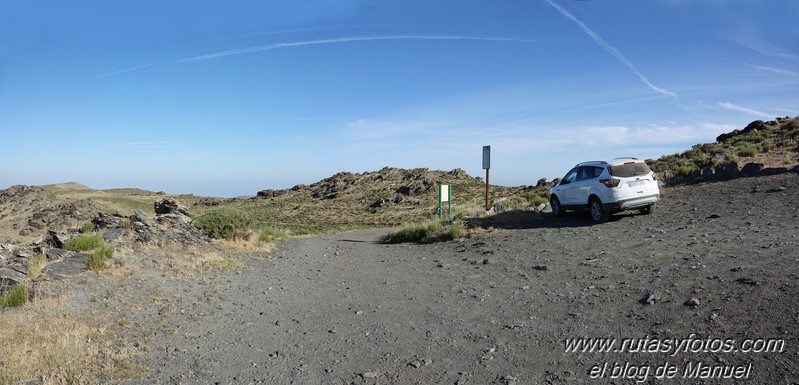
118,173,799,385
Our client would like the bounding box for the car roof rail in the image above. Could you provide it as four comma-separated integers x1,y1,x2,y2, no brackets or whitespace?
613,157,639,160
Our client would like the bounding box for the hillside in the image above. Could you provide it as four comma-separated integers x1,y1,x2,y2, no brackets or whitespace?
649,116,799,181
2,115,797,243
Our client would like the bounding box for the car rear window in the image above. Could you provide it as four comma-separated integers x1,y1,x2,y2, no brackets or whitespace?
609,162,651,177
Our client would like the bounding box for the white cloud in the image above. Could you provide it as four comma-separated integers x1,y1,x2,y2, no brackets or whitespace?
578,123,729,146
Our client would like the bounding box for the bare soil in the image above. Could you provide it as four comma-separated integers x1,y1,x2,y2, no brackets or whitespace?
78,173,796,385
8,173,796,384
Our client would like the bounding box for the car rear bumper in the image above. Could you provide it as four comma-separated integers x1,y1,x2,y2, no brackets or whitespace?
605,194,659,211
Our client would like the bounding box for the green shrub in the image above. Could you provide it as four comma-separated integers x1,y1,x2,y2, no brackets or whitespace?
85,243,115,271
449,221,463,239
387,220,459,243
387,223,431,243
194,208,253,240
258,227,288,242
64,234,104,251
79,221,95,234
737,144,757,157
677,165,698,178
28,253,46,279
0,284,28,308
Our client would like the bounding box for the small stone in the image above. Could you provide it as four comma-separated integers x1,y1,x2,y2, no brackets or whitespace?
735,277,759,286
684,298,700,307
501,375,518,385
533,265,548,271
639,292,656,305
409,360,422,368
361,372,380,378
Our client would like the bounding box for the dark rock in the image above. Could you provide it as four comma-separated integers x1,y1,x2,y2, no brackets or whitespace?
701,167,715,179
154,198,190,216
533,265,548,271
763,167,789,176
710,150,728,162
716,120,765,142
735,277,759,286
714,162,739,179
93,212,127,229
256,189,288,199
45,248,69,261
706,214,721,219
41,254,88,280
44,231,71,248
536,178,549,187
103,228,126,242
639,292,656,305
740,163,764,177
0,267,28,289
766,186,787,193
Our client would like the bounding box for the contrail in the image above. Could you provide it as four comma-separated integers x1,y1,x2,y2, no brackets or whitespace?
544,0,677,98
80,35,536,81
717,102,772,118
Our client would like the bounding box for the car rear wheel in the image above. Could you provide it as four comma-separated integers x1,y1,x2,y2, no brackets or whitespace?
639,205,653,215
590,198,609,224
551,196,565,217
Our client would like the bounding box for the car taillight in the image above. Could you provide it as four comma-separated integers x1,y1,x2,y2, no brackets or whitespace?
600,178,620,188
652,173,657,181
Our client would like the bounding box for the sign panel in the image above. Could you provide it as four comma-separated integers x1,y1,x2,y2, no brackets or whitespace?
482,145,491,170
440,184,450,202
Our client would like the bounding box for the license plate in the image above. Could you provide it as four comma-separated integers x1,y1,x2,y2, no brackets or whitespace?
628,180,645,187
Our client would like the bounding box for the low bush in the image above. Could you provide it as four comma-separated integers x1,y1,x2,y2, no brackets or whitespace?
677,165,698,178
64,234,104,252
449,221,463,239
79,221,95,234
258,227,288,243
737,144,757,157
0,284,28,308
387,220,463,243
85,243,115,271
28,253,46,279
194,208,253,240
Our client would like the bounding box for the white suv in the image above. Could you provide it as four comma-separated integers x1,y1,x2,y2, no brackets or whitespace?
549,158,660,223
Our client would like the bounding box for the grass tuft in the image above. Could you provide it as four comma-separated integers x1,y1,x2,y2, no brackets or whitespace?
79,220,95,234
64,234,104,252
0,284,28,308
258,227,289,243
85,243,115,271
28,253,46,279
387,220,465,243
193,208,253,240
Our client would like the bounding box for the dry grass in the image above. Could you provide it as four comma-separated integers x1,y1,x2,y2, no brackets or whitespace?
0,293,144,384
144,243,246,275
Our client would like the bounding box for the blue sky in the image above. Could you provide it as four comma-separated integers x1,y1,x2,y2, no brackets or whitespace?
2,0,797,197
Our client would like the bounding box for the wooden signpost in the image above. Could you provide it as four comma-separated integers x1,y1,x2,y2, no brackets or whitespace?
482,145,490,211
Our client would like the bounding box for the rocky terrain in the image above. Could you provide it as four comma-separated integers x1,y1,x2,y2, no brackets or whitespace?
1,117,798,384
1,172,797,384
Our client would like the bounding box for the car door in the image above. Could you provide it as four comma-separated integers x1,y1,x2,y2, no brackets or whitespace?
555,167,579,205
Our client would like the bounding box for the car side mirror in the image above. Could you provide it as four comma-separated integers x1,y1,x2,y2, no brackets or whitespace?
559,180,570,185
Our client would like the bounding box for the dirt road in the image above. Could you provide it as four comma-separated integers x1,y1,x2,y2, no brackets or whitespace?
125,174,799,384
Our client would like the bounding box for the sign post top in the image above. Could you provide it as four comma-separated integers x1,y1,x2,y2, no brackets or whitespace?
482,145,491,170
